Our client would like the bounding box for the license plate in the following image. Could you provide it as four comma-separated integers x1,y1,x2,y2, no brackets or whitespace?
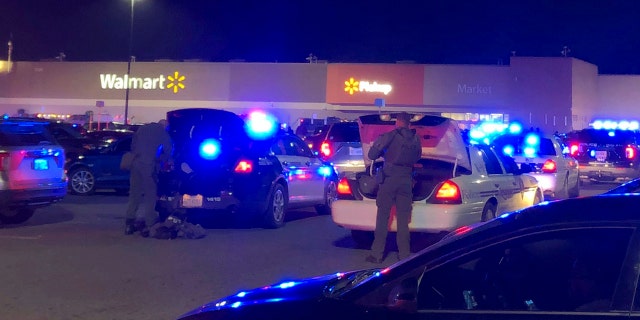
349,147,363,156
595,151,607,162
181,194,203,208
33,158,49,170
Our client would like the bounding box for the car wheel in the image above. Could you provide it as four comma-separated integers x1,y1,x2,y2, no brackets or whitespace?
69,167,96,195
568,175,580,198
351,230,374,249
315,181,337,215
0,208,35,224
481,201,497,222
263,183,286,229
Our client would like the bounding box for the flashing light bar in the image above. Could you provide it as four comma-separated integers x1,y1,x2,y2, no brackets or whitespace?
590,120,640,131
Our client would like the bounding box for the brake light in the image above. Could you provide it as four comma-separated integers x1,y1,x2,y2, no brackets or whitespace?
570,144,579,156
0,152,9,171
626,146,636,159
435,180,461,203
320,142,331,158
541,159,557,173
337,177,351,194
234,160,253,173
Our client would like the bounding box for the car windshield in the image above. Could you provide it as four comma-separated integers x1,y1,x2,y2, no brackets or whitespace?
493,135,557,156
0,122,56,146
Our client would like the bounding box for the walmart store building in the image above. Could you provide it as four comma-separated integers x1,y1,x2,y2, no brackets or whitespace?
1,56,640,133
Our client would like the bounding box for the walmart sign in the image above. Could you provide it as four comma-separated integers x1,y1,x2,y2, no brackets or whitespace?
99,71,185,93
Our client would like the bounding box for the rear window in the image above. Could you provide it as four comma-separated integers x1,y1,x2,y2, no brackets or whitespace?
0,122,56,146
567,129,638,145
328,122,360,142
493,135,557,156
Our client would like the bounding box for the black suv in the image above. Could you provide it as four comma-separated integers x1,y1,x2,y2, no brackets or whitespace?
304,121,364,178
563,128,640,184
156,108,339,228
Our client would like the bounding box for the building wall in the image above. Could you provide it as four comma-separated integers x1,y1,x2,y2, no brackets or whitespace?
571,59,599,129
597,75,640,120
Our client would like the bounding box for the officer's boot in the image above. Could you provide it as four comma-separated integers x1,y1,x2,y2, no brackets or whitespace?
124,219,137,235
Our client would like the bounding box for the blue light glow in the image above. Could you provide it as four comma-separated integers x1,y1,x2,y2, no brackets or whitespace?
245,111,278,140
608,131,615,137
236,291,247,298
524,147,536,157
502,145,515,156
318,166,333,177
525,133,540,146
231,302,242,308
277,281,297,289
199,139,221,160
508,122,522,134
590,150,596,157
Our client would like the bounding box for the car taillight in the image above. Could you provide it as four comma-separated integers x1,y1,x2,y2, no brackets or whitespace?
541,159,557,173
435,180,462,204
570,144,579,156
337,177,351,194
626,146,636,159
234,160,253,173
320,142,331,158
0,152,9,171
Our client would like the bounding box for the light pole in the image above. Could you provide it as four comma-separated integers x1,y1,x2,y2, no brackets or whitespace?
124,0,136,125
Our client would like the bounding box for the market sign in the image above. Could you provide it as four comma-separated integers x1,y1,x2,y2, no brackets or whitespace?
99,71,186,93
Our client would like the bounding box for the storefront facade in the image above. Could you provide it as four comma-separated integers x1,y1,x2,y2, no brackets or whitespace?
0,56,638,133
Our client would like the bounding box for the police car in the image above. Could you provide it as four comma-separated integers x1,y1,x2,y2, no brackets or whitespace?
156,108,339,228
563,120,640,184
330,114,542,247
491,130,580,199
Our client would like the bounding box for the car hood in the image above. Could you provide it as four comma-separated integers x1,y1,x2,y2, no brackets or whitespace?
358,113,471,171
179,272,352,318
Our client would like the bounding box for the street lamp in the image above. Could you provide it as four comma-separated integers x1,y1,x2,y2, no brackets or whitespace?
124,0,137,125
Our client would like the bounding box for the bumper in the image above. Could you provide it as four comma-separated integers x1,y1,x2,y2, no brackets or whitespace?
528,173,559,197
579,165,638,184
331,199,483,233
0,186,67,208
157,192,242,212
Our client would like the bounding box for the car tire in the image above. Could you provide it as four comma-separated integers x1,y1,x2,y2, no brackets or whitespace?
0,208,35,224
351,230,374,249
263,183,286,229
315,181,337,215
69,167,96,195
481,201,497,222
568,175,580,198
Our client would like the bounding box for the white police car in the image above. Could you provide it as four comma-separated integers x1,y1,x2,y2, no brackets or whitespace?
156,108,338,228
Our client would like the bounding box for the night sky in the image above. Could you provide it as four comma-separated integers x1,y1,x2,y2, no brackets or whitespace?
2,0,640,74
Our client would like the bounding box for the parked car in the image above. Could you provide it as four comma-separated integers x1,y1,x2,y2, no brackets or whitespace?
84,129,134,146
603,177,640,194
563,127,640,184
179,194,640,319
492,130,580,199
305,121,365,178
331,113,542,247
156,108,339,228
0,119,67,223
65,134,132,195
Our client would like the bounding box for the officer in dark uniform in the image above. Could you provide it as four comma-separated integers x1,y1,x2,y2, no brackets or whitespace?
365,112,422,263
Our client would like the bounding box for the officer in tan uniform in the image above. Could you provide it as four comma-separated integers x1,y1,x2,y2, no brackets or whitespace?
125,119,173,237
365,112,422,263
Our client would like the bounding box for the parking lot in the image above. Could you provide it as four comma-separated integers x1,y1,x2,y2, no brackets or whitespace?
0,185,609,320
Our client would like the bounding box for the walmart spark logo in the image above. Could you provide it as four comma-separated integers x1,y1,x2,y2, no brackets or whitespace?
343,77,393,96
167,71,186,93
344,77,360,95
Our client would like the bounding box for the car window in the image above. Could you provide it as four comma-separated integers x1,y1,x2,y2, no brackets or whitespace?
0,122,56,146
417,228,632,312
494,151,519,174
328,122,360,142
114,137,132,153
478,146,504,174
282,136,314,157
493,135,557,156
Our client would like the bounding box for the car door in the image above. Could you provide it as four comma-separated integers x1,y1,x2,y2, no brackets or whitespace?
476,145,520,213
271,135,324,204
412,226,638,320
99,136,132,185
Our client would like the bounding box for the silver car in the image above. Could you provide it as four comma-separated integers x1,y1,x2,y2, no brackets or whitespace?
306,121,364,178
0,119,67,224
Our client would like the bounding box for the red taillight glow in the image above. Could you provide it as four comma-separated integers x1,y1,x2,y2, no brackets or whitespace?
0,152,9,171
570,144,579,156
626,146,636,159
541,159,557,173
435,180,461,203
337,178,351,194
234,160,253,173
320,142,331,158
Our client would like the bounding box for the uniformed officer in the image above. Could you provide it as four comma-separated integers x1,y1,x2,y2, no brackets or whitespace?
365,112,422,263
125,119,173,237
